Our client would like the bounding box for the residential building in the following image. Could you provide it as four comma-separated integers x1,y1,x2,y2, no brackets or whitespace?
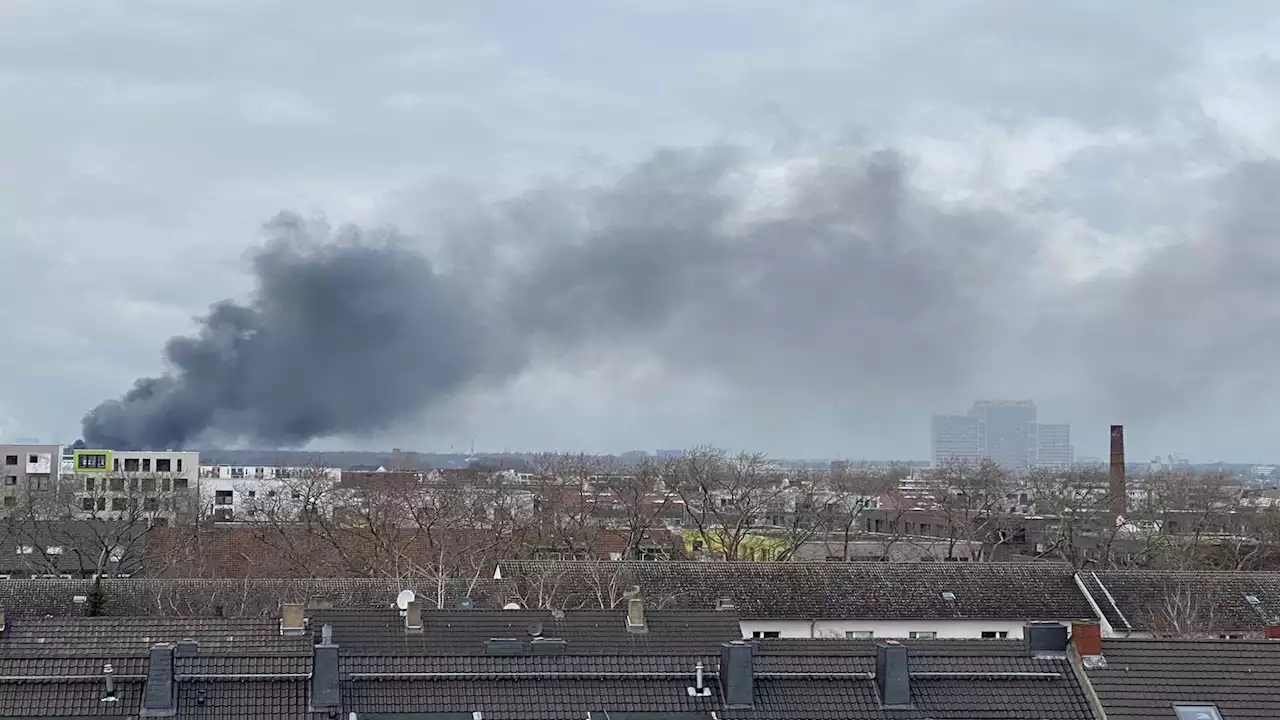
491,560,1096,640
930,414,981,467
64,448,199,524
199,463,341,522
0,599,1103,718
0,443,59,513
1035,422,1074,468
1080,632,1280,720
1077,569,1280,638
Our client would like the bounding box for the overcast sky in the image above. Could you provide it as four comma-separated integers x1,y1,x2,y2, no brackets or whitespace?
4,1,1280,461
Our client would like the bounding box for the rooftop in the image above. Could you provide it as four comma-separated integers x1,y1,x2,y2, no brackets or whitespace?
494,560,1097,619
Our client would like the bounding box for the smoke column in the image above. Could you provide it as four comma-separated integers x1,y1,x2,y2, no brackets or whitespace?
82,147,1280,449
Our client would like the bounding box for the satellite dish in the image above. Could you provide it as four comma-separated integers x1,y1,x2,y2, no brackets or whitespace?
502,602,521,610
455,597,474,611
527,621,543,637
396,589,416,610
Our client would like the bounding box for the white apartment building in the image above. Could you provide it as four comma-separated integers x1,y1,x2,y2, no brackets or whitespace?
198,464,341,522
62,448,201,524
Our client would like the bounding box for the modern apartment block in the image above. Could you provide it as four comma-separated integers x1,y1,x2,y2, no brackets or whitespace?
199,464,341,522
64,448,200,524
931,401,1071,470
0,444,60,512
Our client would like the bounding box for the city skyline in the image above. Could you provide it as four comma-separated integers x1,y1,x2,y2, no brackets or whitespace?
931,400,1074,470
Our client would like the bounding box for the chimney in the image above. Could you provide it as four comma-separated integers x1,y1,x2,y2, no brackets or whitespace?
102,663,117,703
280,602,306,636
1109,425,1126,522
1265,624,1280,640
1071,621,1103,657
1024,622,1069,655
309,624,340,712
174,639,198,658
404,600,423,633
0,612,7,636
626,597,648,634
140,643,176,717
719,641,755,709
875,641,911,709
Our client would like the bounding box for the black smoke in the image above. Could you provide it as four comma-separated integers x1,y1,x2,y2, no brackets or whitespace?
82,146,1280,449
83,213,485,448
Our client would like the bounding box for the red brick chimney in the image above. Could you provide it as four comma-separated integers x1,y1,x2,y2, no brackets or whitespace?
1072,621,1102,656
1109,425,1126,522
1265,624,1280,640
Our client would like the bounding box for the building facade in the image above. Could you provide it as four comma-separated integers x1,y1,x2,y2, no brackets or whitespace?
64,449,200,524
198,464,341,522
0,444,60,513
930,415,982,467
1034,423,1074,469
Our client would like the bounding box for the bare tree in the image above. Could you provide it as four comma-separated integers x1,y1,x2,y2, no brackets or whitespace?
924,458,1013,561
599,456,678,560
819,464,903,561
671,447,791,561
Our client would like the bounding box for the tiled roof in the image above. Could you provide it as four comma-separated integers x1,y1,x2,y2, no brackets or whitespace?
1087,638,1280,719
495,560,1096,619
0,577,506,617
0,617,311,656
311,609,742,656
1088,570,1280,633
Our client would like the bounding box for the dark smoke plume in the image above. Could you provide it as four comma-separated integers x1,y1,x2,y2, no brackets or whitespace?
83,213,485,448
82,146,1280,449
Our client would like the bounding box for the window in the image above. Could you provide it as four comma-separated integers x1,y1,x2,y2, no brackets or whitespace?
85,478,95,491
141,478,156,493
909,631,937,639
16,545,33,555
161,478,170,492
77,453,108,470
34,475,49,491
45,546,62,555
82,497,95,511
113,458,120,471
214,490,233,506
96,498,106,511
177,458,183,472
123,458,140,472
155,458,171,472
3,496,15,508
142,458,151,472
4,455,16,466
111,498,126,511
27,455,38,465
1173,705,1224,720
751,631,781,639
981,631,1009,639
109,477,124,492
846,631,874,639
143,497,159,511
3,476,14,486
174,478,188,490
247,490,257,498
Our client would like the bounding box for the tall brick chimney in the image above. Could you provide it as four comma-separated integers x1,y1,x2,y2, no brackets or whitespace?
1109,425,1126,522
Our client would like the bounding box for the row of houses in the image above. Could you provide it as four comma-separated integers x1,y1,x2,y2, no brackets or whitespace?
0,572,1274,717
0,561,1276,642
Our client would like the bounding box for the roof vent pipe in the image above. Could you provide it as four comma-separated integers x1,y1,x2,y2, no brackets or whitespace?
687,660,711,697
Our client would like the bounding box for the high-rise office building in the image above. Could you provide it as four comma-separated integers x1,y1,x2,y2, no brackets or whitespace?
932,400,1071,470
930,414,982,467
1034,423,1073,469
968,400,1038,470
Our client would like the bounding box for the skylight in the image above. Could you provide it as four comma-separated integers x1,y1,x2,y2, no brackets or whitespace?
1244,593,1261,605
941,591,956,601
1173,704,1224,720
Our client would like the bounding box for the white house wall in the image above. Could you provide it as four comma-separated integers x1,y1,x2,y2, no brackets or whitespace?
738,618,1077,639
